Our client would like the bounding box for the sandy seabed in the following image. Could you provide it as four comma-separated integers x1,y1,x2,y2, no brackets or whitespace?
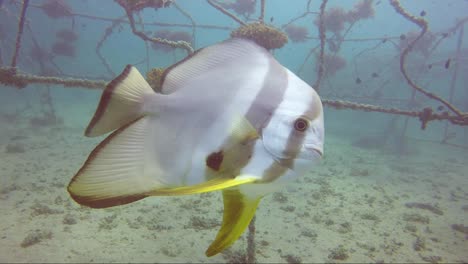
0,102,467,263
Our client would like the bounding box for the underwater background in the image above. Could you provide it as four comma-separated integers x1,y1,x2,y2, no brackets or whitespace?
0,0,467,263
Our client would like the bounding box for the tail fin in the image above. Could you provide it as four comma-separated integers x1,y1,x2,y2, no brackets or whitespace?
85,65,154,137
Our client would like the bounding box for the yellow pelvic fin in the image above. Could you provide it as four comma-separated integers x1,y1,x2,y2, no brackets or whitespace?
205,189,262,257
148,176,256,196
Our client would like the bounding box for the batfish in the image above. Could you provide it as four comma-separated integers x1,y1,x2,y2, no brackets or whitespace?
68,38,324,256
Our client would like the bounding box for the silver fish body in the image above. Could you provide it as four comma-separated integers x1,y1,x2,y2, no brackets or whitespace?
68,38,324,256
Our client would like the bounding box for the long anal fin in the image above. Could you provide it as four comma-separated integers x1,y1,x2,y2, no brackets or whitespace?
205,189,262,257
68,117,157,208
148,177,257,196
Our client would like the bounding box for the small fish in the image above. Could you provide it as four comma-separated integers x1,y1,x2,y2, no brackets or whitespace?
67,39,324,257
355,77,362,84
437,105,444,111
270,16,274,23
371,72,379,78
445,58,451,69
420,10,426,16
428,64,432,69
400,34,406,40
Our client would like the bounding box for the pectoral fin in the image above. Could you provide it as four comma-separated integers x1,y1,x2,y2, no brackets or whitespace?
205,189,262,257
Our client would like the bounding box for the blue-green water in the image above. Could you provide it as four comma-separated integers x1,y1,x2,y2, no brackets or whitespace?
0,0,467,263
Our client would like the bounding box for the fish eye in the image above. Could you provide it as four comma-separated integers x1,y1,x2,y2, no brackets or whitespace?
293,117,309,132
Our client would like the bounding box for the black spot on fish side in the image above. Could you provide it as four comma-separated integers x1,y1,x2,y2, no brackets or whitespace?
206,151,224,171
400,34,406,40
437,105,444,111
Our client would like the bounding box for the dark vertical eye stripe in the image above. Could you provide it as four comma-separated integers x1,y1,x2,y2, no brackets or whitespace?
262,89,319,182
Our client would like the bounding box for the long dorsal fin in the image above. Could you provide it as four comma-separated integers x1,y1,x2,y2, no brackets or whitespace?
68,117,155,208
160,38,270,94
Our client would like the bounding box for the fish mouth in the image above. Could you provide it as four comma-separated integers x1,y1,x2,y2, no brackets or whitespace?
300,144,323,160
306,146,323,157
275,149,322,171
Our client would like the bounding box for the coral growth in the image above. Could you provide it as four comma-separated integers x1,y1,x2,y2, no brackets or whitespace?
20,230,53,248
398,30,435,57
315,7,348,34
186,216,219,230
39,0,72,19
346,0,375,23
405,202,443,215
231,22,288,50
315,1,375,34
5,142,25,154
328,245,349,260
0,67,28,88
151,30,192,52
63,214,77,225
284,24,309,43
221,0,256,16
403,213,430,224
29,45,52,63
451,224,468,235
116,0,173,11
317,53,347,77
146,67,165,93
55,29,78,42
51,41,75,57
30,202,63,216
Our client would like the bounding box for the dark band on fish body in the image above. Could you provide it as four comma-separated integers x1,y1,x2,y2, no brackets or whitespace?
202,50,288,181
219,52,287,183
244,52,288,130
241,53,290,182
85,64,133,136
262,89,319,183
